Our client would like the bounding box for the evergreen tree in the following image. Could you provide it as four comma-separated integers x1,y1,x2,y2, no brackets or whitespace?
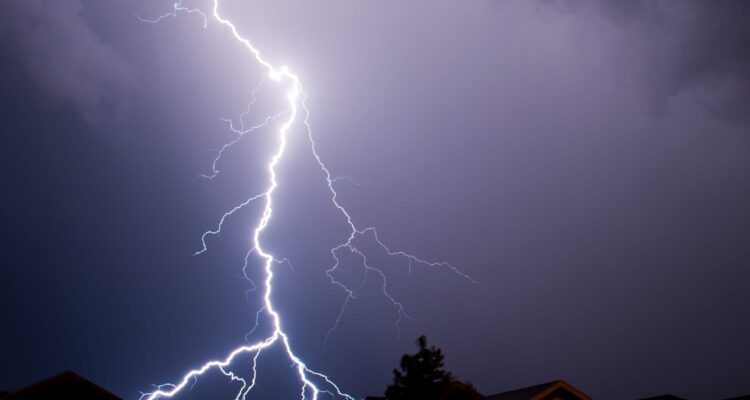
385,336,453,400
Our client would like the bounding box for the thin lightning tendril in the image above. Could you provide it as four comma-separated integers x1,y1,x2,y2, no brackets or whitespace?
330,176,374,187
138,1,482,399
201,109,289,180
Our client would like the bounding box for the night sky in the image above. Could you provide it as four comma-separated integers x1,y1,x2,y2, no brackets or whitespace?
1,1,749,399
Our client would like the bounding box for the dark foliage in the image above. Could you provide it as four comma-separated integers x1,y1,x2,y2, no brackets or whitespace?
385,336,452,400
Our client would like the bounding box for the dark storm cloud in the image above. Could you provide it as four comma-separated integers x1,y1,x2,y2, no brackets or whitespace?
0,0,133,123
550,0,750,123
3,1,750,399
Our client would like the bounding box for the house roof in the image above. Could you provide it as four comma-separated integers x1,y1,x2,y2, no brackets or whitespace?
485,380,591,400
1,371,121,400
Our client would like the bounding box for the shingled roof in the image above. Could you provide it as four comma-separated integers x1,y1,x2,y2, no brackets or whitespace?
0,371,121,400
485,379,590,400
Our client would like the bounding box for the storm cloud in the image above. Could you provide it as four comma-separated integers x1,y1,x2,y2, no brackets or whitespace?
549,0,750,123
2,1,749,399
0,0,133,123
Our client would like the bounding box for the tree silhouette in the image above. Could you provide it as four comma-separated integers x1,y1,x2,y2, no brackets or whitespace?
384,336,481,400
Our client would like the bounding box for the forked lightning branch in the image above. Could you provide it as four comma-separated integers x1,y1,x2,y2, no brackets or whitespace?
136,2,481,399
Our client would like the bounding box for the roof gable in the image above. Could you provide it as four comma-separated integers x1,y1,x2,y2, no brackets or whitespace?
2,371,121,400
486,380,591,400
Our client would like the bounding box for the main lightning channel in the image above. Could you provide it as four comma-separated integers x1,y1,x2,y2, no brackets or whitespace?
138,1,483,399
139,2,354,399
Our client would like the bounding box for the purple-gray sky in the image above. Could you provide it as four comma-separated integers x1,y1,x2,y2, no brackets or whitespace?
1,1,749,399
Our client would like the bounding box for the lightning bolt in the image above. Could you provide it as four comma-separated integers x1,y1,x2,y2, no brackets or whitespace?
136,1,483,399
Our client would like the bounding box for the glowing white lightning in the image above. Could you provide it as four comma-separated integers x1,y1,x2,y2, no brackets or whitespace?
137,1,482,399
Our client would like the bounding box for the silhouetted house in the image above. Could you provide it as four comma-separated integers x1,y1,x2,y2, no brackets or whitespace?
439,381,484,400
366,381,483,400
639,396,687,400
485,380,590,400
0,371,121,400
725,396,750,400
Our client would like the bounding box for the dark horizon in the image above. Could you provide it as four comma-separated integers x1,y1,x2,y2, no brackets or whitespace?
1,367,747,400
1,1,749,399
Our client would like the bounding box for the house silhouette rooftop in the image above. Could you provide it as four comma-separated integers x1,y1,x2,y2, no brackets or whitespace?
485,379,590,400
0,370,120,400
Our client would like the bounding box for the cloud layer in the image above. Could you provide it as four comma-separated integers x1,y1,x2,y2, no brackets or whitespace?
1,0,133,123
554,0,750,123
